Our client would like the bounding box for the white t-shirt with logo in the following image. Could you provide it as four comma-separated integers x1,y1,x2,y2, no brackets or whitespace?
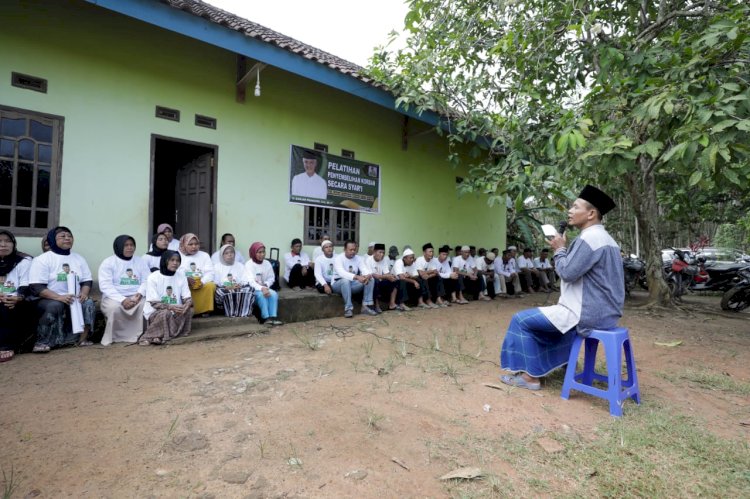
0,257,31,296
98,255,150,302
314,254,336,286
143,272,191,320
29,251,93,295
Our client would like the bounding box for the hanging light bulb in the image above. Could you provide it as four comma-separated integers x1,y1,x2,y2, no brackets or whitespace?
254,67,261,97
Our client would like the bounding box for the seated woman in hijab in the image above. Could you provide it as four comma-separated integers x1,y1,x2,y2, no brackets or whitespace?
143,232,169,272
1,230,33,362
212,244,254,317
211,233,245,266
156,223,180,251
28,226,96,352
98,235,151,346
244,242,282,326
177,233,216,317
140,251,193,345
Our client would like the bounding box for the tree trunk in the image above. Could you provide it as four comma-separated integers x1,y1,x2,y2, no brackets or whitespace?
625,166,671,305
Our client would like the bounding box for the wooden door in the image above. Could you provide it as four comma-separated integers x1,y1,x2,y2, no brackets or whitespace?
175,153,213,250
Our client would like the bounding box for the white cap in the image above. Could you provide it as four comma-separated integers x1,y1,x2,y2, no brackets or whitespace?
321,240,333,248
368,241,377,248
507,245,517,251
461,245,470,252
486,252,496,261
403,248,415,257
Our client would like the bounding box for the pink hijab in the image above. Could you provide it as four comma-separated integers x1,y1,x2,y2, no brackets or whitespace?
249,242,265,264
179,233,199,255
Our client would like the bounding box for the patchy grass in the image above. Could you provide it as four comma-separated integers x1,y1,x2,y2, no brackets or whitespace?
443,404,750,497
2,465,21,499
659,367,750,396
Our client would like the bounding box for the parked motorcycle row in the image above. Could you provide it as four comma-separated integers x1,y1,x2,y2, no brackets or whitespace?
623,249,750,312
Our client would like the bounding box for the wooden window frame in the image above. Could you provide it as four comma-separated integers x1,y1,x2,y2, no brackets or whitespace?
303,206,359,246
0,105,63,236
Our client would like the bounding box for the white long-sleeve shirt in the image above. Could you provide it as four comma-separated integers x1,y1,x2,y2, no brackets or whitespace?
518,255,535,270
178,251,214,283
291,172,327,199
314,254,336,286
365,254,391,276
534,257,553,269
435,257,453,279
98,255,150,302
332,253,369,283
283,251,311,281
243,260,275,291
213,261,248,286
392,258,418,278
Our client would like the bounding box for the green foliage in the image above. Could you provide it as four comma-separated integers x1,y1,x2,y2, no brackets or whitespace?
714,223,747,251
370,0,750,303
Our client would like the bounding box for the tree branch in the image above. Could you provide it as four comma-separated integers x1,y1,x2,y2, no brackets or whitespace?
637,9,709,43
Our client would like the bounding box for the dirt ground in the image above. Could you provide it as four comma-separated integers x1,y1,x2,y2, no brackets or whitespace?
1,291,749,498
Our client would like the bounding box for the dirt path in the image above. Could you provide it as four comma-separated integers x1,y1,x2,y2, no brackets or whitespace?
2,292,749,498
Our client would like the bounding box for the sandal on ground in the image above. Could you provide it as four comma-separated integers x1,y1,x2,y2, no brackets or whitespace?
458,299,469,304
78,340,94,347
33,344,51,353
397,304,411,311
500,374,541,391
138,340,151,346
0,350,14,362
388,305,398,311
417,303,430,309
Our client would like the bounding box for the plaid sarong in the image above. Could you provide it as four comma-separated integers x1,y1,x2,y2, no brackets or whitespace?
500,308,575,377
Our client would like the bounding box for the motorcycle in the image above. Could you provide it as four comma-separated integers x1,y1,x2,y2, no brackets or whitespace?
665,248,699,300
666,247,750,302
720,267,750,312
623,255,647,295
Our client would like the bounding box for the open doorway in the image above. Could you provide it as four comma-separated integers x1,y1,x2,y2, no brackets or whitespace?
150,136,217,253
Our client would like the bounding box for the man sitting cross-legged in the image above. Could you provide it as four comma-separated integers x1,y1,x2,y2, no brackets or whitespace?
365,243,398,312
392,248,420,311
331,240,377,318
414,242,443,309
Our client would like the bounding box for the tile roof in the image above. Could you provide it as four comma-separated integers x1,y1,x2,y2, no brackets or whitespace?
160,0,381,87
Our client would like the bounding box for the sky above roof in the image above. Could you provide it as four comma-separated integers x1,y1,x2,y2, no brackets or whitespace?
204,0,410,67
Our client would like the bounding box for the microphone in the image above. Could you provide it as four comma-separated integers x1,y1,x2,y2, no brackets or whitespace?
558,221,569,235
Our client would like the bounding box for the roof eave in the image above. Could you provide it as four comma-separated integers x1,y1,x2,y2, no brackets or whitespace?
84,0,442,127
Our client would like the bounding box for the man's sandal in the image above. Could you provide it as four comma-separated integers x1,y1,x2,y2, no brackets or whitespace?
0,350,14,362
500,374,541,391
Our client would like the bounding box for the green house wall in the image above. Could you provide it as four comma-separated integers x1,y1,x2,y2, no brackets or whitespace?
0,0,505,275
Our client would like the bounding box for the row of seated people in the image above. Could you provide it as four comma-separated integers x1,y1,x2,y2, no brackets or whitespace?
0,226,285,361
282,237,559,318
0,225,559,362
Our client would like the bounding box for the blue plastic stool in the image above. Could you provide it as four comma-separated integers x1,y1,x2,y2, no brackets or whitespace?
560,327,640,417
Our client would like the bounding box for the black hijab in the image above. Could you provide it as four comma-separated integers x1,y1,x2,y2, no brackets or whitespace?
0,230,24,276
146,232,167,257
113,235,135,261
160,250,180,276
46,226,73,256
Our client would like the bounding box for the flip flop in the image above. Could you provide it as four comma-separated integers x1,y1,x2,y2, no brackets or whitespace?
500,374,541,391
33,344,51,353
0,350,14,363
